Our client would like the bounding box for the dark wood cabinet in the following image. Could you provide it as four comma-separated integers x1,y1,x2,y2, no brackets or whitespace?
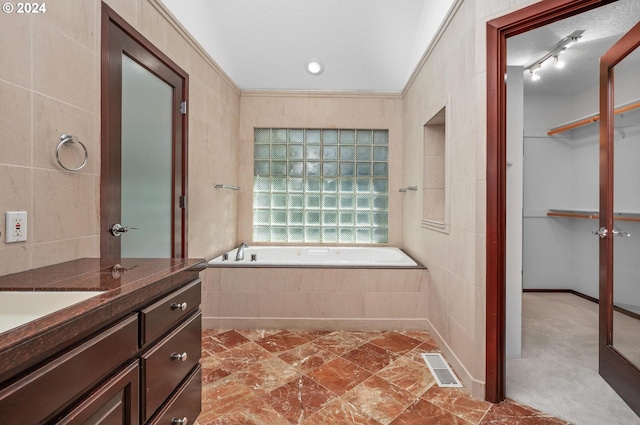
57,360,140,425
147,365,201,425
0,315,138,425
142,311,201,422
0,276,202,425
140,281,201,347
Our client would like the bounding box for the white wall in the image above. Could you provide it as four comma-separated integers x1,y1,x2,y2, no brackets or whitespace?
506,66,524,359
522,95,575,290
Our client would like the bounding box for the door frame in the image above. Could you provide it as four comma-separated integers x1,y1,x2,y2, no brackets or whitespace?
485,0,618,403
598,20,640,415
100,4,189,258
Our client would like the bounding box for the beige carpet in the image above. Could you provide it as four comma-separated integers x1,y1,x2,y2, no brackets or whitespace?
507,293,640,425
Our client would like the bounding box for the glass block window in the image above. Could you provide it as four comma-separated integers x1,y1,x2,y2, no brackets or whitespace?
253,128,389,243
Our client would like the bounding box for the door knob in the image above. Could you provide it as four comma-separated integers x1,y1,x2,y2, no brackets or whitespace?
612,228,631,237
171,352,188,362
592,227,608,239
110,223,138,237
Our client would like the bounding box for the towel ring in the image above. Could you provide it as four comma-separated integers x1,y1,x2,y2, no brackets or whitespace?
56,134,88,171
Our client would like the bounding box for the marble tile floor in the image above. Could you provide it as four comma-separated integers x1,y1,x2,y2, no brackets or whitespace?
196,329,570,425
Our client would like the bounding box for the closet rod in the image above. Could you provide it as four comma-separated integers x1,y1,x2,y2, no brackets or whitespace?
547,210,640,222
547,100,640,136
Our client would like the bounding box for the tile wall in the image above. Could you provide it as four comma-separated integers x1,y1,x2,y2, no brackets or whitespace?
0,0,240,275
237,93,403,246
400,0,542,398
0,0,100,274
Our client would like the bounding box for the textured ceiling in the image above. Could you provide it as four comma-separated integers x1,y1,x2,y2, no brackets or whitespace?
161,0,455,92
508,0,640,96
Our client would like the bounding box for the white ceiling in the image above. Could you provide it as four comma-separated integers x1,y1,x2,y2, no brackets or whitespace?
161,0,455,92
161,0,639,94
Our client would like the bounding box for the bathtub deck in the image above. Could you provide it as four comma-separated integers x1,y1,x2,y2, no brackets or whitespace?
208,246,424,268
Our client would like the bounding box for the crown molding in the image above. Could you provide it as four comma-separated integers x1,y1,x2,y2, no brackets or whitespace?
240,90,402,99
402,0,465,96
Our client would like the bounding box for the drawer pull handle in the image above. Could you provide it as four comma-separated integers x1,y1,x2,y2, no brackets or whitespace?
170,302,187,311
171,418,188,425
171,352,188,362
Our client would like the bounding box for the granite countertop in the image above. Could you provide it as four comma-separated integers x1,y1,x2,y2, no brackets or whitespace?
0,257,205,383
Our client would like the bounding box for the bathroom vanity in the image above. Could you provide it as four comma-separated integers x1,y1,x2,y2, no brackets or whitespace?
0,258,205,425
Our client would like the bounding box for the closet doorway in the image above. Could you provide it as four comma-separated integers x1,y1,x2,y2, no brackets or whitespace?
487,0,640,419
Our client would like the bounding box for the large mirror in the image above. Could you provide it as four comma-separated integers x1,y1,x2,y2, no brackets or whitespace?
611,43,640,368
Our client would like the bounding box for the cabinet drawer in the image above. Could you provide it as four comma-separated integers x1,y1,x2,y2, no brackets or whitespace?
140,280,201,346
0,314,138,425
56,360,139,425
147,365,201,425
142,311,201,422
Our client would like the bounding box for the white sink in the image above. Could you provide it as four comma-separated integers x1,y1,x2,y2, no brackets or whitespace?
0,291,104,334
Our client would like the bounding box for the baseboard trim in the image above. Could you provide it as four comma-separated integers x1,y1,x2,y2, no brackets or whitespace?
523,289,640,321
425,319,485,400
523,288,598,304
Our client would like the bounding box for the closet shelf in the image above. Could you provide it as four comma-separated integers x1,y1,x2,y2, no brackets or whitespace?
547,209,640,222
547,100,640,136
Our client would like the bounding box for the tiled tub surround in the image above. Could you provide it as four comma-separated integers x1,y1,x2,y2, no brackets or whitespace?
202,264,428,331
197,328,570,425
0,258,204,383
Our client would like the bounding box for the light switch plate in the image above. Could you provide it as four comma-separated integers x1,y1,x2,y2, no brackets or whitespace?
6,211,27,243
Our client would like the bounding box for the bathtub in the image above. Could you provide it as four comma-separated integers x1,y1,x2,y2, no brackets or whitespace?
203,245,427,330
207,246,418,267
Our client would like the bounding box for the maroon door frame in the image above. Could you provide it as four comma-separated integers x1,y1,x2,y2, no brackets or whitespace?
485,0,617,403
598,21,640,415
100,3,189,258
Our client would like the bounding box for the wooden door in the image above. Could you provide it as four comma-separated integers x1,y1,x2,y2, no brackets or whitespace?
101,5,188,259
598,19,640,416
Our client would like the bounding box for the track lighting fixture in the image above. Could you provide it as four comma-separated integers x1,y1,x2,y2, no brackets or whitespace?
525,30,584,81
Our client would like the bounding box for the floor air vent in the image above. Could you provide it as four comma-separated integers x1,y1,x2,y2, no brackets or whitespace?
421,353,463,388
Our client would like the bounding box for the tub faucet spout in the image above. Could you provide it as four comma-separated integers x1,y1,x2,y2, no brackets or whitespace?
235,243,249,261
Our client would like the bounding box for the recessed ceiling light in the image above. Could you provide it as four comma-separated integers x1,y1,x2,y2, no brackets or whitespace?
306,59,324,75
